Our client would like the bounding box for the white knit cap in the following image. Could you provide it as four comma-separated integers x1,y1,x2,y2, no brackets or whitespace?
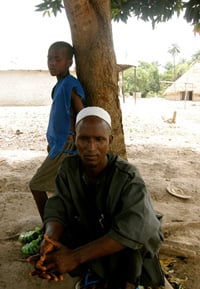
76,106,112,127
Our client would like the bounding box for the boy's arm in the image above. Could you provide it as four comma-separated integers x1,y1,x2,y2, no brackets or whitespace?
69,89,85,135
71,89,85,114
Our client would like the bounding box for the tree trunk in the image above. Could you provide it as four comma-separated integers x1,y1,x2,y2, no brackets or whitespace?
63,0,127,158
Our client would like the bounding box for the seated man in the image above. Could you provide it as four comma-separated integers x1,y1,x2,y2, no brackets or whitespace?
28,107,164,289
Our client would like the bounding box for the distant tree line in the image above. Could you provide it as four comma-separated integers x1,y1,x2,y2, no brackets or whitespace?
122,49,200,98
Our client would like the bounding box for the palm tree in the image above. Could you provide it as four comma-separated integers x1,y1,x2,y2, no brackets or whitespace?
168,43,180,81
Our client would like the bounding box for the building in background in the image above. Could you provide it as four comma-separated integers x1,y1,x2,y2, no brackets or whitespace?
163,62,200,101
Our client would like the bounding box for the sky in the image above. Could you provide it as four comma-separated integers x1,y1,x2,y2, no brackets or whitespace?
0,0,199,70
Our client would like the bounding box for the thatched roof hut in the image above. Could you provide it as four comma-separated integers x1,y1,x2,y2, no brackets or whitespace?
163,62,200,101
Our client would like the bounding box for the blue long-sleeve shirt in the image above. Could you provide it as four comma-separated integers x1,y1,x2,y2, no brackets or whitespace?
46,74,85,159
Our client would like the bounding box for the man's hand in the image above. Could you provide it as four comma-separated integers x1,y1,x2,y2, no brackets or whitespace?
27,234,64,281
27,234,80,281
35,234,56,270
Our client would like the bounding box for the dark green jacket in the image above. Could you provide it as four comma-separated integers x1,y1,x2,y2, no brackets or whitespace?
44,153,163,256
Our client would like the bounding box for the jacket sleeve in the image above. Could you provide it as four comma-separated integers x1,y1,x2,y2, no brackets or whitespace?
107,165,163,255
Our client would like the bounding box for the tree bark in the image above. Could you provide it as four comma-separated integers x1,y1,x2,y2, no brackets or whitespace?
63,0,126,158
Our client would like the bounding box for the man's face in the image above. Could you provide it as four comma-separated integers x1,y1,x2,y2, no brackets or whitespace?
75,116,113,170
47,47,72,79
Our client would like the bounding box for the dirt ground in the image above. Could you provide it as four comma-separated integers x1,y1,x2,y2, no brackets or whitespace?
0,98,200,289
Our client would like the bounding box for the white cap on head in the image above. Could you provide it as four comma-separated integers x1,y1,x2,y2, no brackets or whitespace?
76,106,112,128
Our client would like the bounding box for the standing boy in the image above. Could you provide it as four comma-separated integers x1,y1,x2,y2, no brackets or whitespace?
30,41,85,220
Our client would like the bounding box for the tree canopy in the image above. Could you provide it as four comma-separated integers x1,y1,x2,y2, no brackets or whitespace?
36,0,200,30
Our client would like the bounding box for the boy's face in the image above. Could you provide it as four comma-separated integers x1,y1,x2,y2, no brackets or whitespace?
47,47,72,79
